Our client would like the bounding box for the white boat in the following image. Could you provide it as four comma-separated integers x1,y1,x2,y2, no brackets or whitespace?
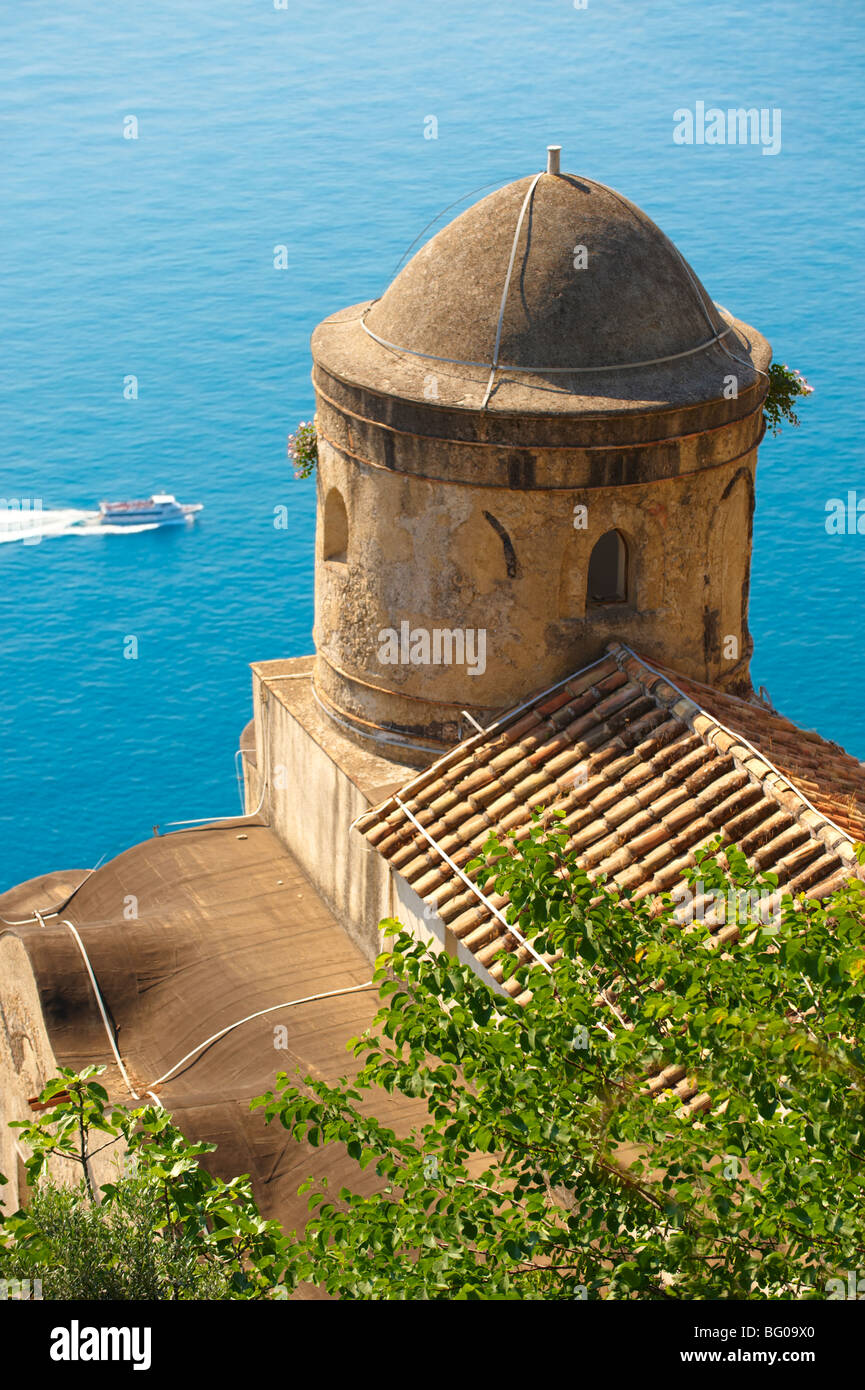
98,493,203,526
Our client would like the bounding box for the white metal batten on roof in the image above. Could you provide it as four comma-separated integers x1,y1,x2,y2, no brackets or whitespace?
348,649,614,831
460,709,485,733
392,793,553,976
354,642,860,1004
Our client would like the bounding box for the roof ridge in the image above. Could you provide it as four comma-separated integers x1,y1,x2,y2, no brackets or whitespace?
607,643,859,870
359,646,861,1018
653,658,865,770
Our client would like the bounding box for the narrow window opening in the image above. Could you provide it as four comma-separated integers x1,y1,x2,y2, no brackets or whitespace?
587,529,627,604
323,488,348,564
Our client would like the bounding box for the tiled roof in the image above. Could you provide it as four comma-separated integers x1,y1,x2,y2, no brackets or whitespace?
648,661,865,844
356,643,863,1021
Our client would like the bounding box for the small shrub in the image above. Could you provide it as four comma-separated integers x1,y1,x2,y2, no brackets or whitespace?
764,362,813,436
288,418,318,479
0,1068,288,1300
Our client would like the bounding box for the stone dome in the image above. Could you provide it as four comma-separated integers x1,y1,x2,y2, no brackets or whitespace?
311,158,770,419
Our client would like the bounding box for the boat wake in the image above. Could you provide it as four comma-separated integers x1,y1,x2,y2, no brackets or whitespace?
0,508,163,545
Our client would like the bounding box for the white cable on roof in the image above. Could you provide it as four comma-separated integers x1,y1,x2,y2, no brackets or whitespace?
359,165,738,396
393,794,553,975
386,180,505,281
157,814,256,828
60,919,141,1101
144,981,378,1091
603,175,773,391
588,175,770,390
3,700,275,924
481,171,543,408
9,697,279,1105
57,914,379,1100
360,314,734,378
234,747,247,813
0,858,106,927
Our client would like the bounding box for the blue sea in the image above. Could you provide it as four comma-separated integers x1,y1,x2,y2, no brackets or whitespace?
1,0,863,890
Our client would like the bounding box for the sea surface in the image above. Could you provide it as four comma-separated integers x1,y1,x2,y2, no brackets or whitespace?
1,0,863,890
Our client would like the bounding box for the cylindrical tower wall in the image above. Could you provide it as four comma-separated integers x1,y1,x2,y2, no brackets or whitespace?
311,381,762,755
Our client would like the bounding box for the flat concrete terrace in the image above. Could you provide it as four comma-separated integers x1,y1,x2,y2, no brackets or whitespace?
0,818,421,1242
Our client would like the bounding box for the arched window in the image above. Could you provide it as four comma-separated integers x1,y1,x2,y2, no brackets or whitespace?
322,488,348,563
587,529,627,604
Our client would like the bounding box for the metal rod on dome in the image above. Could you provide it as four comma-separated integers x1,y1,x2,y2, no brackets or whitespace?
546,145,561,175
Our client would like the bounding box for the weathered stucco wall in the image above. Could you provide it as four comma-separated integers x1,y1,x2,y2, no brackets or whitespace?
311,406,761,751
246,660,415,963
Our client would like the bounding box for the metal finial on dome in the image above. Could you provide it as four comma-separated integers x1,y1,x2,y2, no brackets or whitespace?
546,145,561,175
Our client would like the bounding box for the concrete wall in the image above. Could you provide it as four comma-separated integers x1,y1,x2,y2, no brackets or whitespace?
245,669,397,965
240,680,520,983
0,934,126,1214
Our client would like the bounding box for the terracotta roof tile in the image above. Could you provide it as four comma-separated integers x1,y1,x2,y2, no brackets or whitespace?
647,658,865,843
357,646,864,1113
356,643,864,1047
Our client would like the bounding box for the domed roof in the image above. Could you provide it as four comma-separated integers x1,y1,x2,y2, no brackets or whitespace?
312,156,770,418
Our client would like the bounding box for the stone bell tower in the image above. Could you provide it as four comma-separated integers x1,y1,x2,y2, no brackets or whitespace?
309,147,771,765
244,146,773,954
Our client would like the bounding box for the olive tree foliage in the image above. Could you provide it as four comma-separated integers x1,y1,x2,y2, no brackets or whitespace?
0,1069,287,1299
256,816,865,1300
